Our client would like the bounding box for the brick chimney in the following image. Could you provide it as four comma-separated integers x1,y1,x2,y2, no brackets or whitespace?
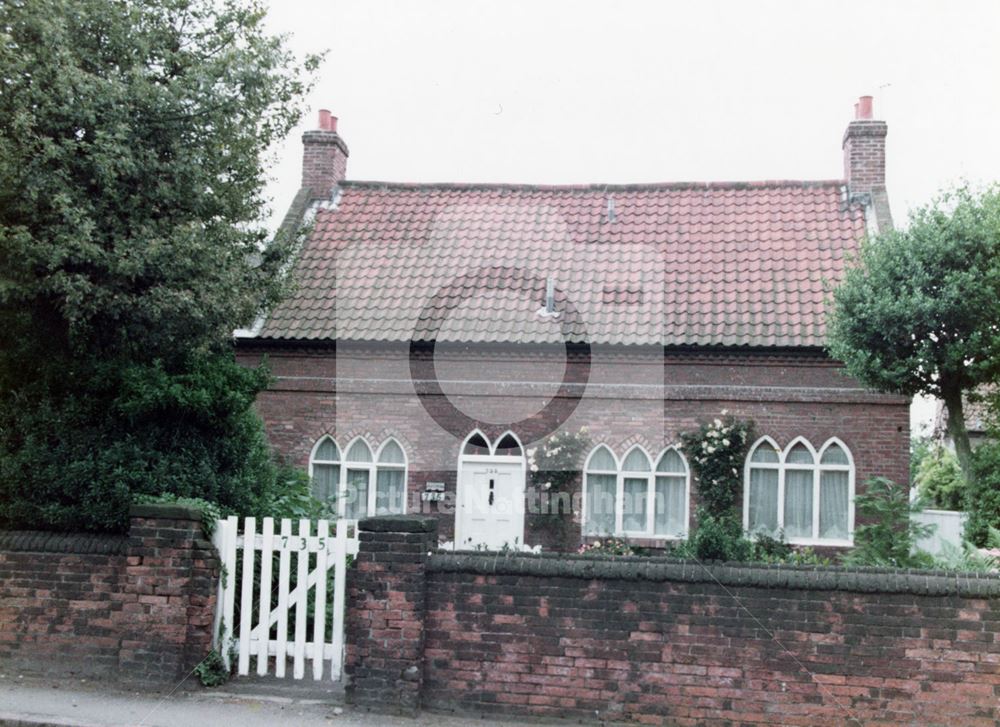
302,109,349,199
842,95,892,230
842,95,887,199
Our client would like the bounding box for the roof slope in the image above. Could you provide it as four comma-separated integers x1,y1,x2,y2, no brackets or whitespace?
256,180,866,348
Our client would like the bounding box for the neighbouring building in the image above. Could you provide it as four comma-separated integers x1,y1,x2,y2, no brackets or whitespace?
236,97,908,552
933,389,993,453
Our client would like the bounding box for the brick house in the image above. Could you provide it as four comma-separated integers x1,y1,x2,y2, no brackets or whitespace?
236,97,907,551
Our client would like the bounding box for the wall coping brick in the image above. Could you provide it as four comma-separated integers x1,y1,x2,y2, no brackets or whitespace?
128,502,206,521
359,514,439,533
0,530,127,555
428,551,1000,597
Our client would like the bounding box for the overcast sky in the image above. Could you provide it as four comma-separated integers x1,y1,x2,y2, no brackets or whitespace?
262,0,1000,435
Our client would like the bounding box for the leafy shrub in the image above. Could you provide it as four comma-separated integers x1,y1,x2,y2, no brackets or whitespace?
964,441,1000,546
842,477,936,568
672,512,752,562
195,650,230,688
578,537,634,556
0,353,305,533
527,428,591,549
933,540,998,572
914,446,965,510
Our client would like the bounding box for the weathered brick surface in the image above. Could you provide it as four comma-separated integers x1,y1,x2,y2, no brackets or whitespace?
0,504,219,683
419,554,1000,726
238,343,910,548
345,516,438,714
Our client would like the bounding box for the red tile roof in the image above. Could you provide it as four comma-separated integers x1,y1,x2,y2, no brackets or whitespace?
256,180,866,348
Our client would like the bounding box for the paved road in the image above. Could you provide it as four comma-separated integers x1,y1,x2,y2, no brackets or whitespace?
0,676,560,727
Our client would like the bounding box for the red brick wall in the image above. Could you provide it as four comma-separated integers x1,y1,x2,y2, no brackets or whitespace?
238,343,910,548
301,130,348,199
347,519,1000,725
0,504,219,682
345,516,438,714
843,119,887,197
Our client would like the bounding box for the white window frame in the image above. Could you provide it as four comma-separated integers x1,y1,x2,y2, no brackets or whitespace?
582,445,619,537
308,435,409,519
653,446,691,539
581,444,690,540
743,436,854,547
374,438,409,516
618,446,654,536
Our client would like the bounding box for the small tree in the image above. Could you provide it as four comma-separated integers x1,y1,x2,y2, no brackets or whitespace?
843,477,934,568
827,186,1000,482
914,446,965,511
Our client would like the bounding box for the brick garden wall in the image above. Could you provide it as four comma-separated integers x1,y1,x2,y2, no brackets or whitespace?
0,504,219,683
348,517,1000,726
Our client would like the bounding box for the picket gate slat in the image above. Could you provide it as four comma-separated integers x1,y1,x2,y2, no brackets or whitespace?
330,519,348,680
256,517,274,675
220,516,238,670
293,518,310,679
213,515,356,682
237,517,256,675
312,520,329,680
275,518,292,678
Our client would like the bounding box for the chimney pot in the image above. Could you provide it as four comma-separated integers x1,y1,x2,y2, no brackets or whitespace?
318,109,338,132
856,96,874,120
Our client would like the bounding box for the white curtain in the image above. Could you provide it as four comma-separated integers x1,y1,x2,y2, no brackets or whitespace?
376,468,405,515
585,473,616,535
346,468,369,519
655,475,686,537
820,470,849,539
748,467,779,535
622,477,647,531
784,469,814,539
312,463,339,504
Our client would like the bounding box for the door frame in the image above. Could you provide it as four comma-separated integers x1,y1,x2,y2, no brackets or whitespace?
454,430,527,548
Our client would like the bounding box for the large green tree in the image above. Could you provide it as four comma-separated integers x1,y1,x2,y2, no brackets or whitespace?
0,0,319,531
827,186,1000,482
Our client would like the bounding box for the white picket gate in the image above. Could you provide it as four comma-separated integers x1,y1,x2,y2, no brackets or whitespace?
211,517,359,681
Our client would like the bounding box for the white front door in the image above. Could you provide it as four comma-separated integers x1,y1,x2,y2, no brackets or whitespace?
455,458,525,550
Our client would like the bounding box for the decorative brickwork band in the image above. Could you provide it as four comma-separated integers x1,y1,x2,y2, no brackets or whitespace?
345,515,438,715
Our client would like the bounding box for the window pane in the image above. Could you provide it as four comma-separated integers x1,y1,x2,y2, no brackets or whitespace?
463,433,490,456
315,438,340,462
378,440,405,464
656,449,685,474
622,448,651,472
376,467,405,515
820,470,850,539
312,463,339,503
494,433,522,457
655,475,686,536
748,467,779,535
750,442,780,463
584,473,616,535
622,477,647,531
587,446,617,472
345,468,369,519
346,439,373,463
784,469,814,538
786,443,814,465
820,443,849,465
